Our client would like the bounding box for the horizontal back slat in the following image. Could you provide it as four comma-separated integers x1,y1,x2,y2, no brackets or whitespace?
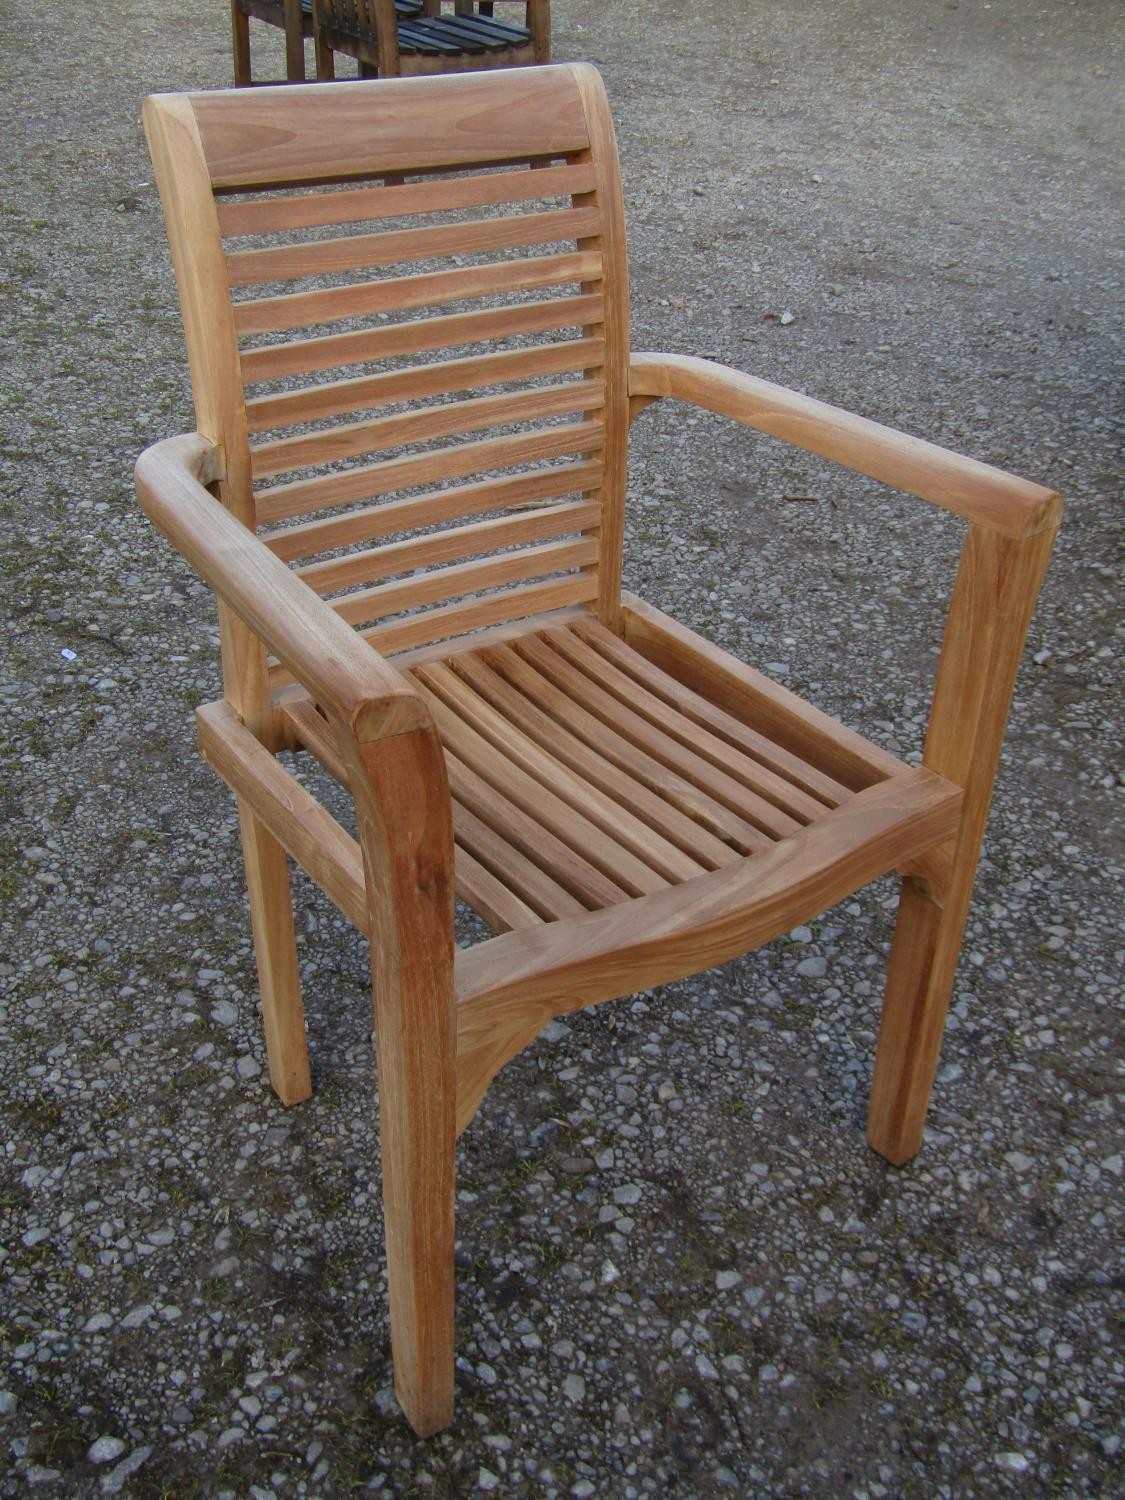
250,379,604,478
363,574,600,657
216,162,598,238
255,420,605,524
245,338,604,432
233,250,602,335
332,536,599,627
189,69,591,190
226,207,602,287
265,461,603,563
299,499,601,596
240,294,605,383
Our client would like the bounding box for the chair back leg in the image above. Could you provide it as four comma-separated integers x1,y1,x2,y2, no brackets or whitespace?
238,801,313,1105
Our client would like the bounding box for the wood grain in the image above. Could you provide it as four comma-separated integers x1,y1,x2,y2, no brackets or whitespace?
454,768,963,1133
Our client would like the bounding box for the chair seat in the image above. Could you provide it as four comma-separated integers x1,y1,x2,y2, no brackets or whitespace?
279,612,957,938
383,15,530,56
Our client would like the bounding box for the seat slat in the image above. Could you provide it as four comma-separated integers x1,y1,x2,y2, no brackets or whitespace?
548,624,830,823
519,632,803,841
233,249,603,336
299,499,600,596
446,750,629,910
417,662,708,884
572,617,852,808
216,162,599,239
427,695,668,899
452,803,587,921
227,206,602,287
264,460,602,563
449,650,741,871
479,641,771,855
240,292,605,383
245,337,604,432
452,843,545,933
280,696,551,933
255,419,605,524
250,378,604,478
332,536,599,628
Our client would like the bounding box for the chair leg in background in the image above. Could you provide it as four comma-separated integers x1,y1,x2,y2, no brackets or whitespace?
237,800,313,1106
231,1,253,85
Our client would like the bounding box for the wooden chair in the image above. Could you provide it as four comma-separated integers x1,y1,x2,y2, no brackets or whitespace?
231,0,424,84
137,66,1060,1437
312,0,549,80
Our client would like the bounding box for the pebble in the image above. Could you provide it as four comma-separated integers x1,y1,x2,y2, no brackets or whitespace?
87,1436,126,1465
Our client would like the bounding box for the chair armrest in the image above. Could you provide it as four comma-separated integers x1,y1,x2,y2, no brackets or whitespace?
134,433,429,743
628,352,1061,539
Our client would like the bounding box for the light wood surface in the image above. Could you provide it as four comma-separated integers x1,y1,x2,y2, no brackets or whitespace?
139,61,1060,1437
454,768,962,1133
629,352,1062,540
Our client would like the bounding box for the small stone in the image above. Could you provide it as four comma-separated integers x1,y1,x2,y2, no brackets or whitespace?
695,1353,720,1380
236,1055,262,1080
88,1436,127,1465
21,1166,50,1191
563,1374,585,1403
0,1391,17,1415
715,1269,742,1291
211,1001,239,1027
613,1183,643,1206
121,1303,155,1329
995,1452,1030,1474
1003,1151,1035,1173
101,1447,153,1494
795,955,827,979
478,1470,500,1492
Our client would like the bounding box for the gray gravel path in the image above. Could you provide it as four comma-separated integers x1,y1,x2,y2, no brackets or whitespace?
1,1,1121,1495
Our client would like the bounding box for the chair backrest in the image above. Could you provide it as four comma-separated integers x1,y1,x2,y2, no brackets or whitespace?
143,65,627,718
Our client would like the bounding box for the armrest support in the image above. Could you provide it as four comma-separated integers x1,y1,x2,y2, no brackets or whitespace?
134,433,429,743
629,352,1061,539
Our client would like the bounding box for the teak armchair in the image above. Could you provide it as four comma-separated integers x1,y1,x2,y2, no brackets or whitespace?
137,66,1060,1437
312,0,549,80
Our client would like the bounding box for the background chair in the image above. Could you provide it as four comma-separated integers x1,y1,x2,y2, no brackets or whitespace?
138,65,1059,1436
313,0,549,79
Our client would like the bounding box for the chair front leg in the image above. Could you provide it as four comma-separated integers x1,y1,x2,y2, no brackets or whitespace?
868,517,1059,1164
345,724,457,1437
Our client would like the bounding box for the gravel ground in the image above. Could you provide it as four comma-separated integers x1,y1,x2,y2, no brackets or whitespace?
1,1,1121,1495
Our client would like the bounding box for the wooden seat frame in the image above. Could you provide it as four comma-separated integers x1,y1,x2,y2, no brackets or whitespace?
136,66,1060,1437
